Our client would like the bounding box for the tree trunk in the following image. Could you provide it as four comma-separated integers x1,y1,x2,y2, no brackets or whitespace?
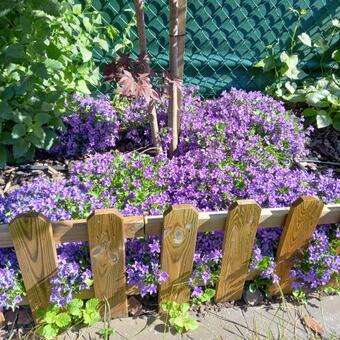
168,0,187,156
134,0,162,154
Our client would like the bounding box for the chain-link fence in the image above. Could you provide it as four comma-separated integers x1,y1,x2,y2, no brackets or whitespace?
91,0,340,97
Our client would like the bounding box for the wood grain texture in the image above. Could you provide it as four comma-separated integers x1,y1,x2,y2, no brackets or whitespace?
215,200,261,302
270,196,324,294
9,213,58,320
159,204,199,304
87,209,128,318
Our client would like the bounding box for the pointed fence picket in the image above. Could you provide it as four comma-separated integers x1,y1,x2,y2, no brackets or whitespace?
1,196,339,323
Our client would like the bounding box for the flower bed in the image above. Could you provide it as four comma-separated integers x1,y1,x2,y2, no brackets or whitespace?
0,88,339,310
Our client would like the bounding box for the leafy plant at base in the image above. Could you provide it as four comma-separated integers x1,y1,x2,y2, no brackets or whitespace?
192,288,215,305
0,0,128,166
97,327,115,340
161,300,198,335
255,9,340,130
37,298,101,339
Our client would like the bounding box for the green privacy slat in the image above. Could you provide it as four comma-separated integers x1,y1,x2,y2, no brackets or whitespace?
90,0,340,97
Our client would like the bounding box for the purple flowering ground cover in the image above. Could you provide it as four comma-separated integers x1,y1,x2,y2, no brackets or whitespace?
0,88,339,310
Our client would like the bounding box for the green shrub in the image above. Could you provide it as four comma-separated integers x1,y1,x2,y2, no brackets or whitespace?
256,8,340,131
0,0,129,165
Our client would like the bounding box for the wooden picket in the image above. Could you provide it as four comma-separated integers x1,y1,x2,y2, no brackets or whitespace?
87,209,128,318
269,196,324,294
0,196,339,323
9,213,58,320
216,200,261,302
159,204,199,304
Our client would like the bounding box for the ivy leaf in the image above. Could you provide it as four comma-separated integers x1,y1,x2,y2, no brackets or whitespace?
298,33,312,47
316,111,332,128
79,45,92,63
45,58,63,70
72,4,82,15
11,124,26,139
55,312,71,328
314,38,328,51
333,119,340,131
95,37,109,52
305,90,329,107
76,80,91,94
284,81,297,94
280,52,304,80
254,55,275,72
82,17,93,32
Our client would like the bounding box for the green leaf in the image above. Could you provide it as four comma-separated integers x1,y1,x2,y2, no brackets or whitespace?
55,312,71,328
85,298,100,311
284,81,297,94
316,111,332,128
82,310,101,326
303,108,317,117
254,55,275,72
79,45,92,63
31,63,48,79
298,33,312,47
314,38,328,51
83,17,93,32
95,38,109,52
106,26,119,40
332,49,340,62
45,58,63,70
333,119,340,131
33,126,46,140
40,324,59,340
34,113,51,125
67,299,83,317
184,318,198,331
0,101,12,120
44,309,58,324
43,128,57,150
280,52,304,80
76,80,91,94
0,146,8,168
5,44,26,59
305,90,329,107
72,4,82,15
11,124,26,139
332,18,340,28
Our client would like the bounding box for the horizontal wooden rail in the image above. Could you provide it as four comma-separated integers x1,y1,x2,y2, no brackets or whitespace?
0,204,339,248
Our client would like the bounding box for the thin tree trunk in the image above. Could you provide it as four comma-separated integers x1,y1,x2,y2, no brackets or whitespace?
168,0,179,156
168,0,187,156
134,0,162,154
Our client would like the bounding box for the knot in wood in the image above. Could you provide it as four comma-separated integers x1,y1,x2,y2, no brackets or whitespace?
111,253,119,264
173,227,185,244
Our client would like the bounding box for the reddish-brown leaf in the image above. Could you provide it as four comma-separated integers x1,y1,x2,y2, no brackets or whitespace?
302,315,324,335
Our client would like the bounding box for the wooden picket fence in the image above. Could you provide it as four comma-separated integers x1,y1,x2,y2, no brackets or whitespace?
0,196,340,322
